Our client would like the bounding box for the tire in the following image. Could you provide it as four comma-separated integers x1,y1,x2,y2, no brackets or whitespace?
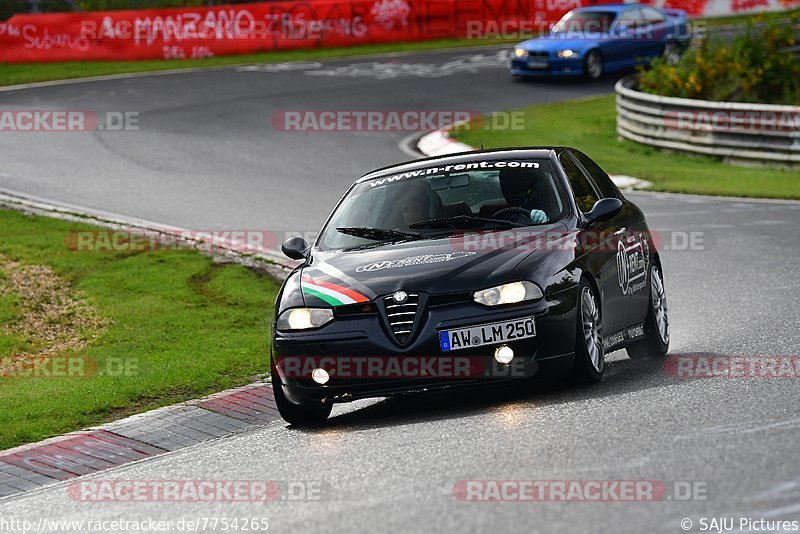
571,280,605,383
663,41,683,65
627,263,670,359
271,360,332,427
584,50,603,80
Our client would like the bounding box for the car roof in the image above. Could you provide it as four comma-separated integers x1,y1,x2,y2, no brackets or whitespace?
358,147,571,183
572,4,633,13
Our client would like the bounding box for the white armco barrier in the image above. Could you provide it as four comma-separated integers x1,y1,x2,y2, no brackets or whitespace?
615,75,800,168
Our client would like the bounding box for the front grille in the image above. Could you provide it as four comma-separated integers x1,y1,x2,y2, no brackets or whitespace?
384,293,419,344
528,51,550,59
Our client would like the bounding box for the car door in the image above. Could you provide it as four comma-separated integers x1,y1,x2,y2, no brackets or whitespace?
605,8,636,66
611,7,645,66
639,6,669,58
559,151,627,338
572,150,649,330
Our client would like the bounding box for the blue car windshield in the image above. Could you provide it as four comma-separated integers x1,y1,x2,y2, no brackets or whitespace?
551,11,617,36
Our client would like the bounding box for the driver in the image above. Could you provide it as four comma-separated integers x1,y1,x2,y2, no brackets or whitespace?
497,168,548,224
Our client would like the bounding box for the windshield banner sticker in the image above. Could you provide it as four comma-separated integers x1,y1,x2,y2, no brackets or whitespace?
367,161,540,188
355,251,476,272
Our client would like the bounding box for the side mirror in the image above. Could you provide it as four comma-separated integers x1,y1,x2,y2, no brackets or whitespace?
281,237,310,261
584,198,623,224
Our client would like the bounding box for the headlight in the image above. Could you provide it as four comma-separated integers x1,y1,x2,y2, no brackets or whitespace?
277,308,334,331
557,49,576,58
473,281,543,306
513,47,528,58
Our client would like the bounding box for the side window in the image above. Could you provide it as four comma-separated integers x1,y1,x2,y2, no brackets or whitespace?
641,6,666,23
572,151,620,199
559,152,599,213
617,8,643,28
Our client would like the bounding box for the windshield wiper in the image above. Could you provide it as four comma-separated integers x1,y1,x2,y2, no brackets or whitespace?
409,215,527,230
336,227,423,242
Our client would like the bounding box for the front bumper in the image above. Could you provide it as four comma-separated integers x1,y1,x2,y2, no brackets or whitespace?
510,57,585,77
272,287,578,405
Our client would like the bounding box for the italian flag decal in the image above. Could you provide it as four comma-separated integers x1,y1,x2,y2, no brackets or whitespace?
301,277,369,306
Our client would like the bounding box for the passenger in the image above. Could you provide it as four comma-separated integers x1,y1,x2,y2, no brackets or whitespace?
396,180,438,226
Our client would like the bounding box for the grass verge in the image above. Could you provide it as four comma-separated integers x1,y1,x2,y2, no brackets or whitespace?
0,37,516,87
450,94,800,200
0,209,280,450
695,7,798,27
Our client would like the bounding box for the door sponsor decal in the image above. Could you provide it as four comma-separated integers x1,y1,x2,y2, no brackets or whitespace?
617,233,649,295
604,324,646,350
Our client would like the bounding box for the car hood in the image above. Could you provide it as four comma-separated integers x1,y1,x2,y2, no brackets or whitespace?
516,35,606,53
298,223,569,306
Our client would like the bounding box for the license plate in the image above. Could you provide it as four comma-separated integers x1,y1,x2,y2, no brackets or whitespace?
439,317,536,352
528,60,548,69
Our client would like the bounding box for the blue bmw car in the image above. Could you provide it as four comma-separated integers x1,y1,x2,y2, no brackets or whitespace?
511,4,690,80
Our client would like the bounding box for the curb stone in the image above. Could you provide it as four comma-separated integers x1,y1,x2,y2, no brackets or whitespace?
0,382,280,500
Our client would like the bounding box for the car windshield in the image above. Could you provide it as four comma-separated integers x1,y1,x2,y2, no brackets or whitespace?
551,10,617,36
318,159,564,251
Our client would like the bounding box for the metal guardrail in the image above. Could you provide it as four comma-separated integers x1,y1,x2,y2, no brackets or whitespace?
615,75,800,168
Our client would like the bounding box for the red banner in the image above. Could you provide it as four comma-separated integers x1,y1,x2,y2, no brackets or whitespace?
0,0,617,63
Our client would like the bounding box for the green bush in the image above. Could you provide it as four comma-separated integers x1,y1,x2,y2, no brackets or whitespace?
638,14,800,105
1,0,33,20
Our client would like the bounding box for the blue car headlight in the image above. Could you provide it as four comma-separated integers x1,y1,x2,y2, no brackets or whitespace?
557,49,577,59
513,47,529,58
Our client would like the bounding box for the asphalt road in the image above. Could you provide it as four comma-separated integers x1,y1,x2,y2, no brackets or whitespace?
0,46,617,234
2,46,800,533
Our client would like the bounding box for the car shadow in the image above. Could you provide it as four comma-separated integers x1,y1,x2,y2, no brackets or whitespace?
512,66,637,88
289,351,716,433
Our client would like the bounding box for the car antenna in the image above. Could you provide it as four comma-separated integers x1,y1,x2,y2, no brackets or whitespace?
480,139,485,149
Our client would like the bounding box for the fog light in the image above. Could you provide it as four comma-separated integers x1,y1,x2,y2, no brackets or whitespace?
494,345,514,364
311,368,330,385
